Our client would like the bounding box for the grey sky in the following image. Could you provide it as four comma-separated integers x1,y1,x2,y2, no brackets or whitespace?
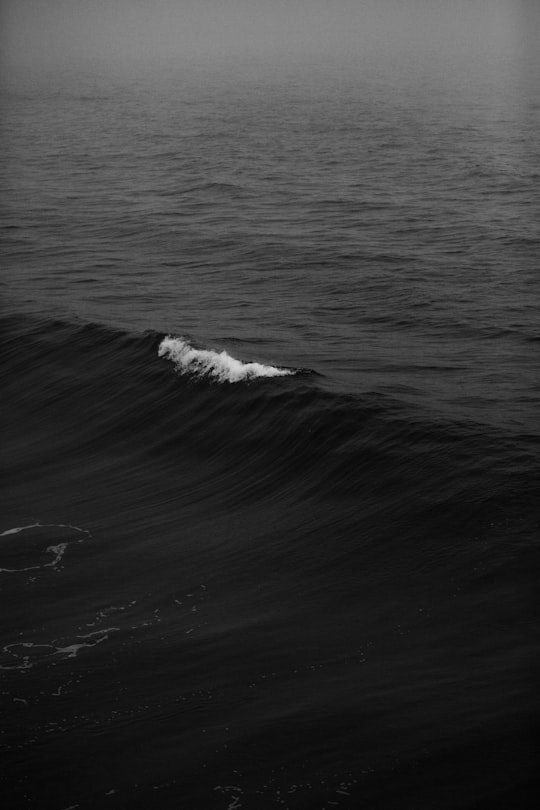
0,1,533,69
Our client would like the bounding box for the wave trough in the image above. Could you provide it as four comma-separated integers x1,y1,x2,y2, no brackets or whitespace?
158,336,295,382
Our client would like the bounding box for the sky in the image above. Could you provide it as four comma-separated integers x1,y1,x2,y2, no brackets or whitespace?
1,0,536,69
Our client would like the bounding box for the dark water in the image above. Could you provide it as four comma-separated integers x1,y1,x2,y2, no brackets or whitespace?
1,50,539,809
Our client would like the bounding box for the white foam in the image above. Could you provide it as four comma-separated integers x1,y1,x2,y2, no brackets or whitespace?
0,522,42,537
158,336,294,383
0,522,90,573
54,628,119,659
1,628,119,670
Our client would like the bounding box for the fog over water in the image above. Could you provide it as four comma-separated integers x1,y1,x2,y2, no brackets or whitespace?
2,0,537,71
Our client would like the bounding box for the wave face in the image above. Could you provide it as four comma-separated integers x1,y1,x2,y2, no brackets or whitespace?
158,335,296,382
2,321,539,810
2,313,539,809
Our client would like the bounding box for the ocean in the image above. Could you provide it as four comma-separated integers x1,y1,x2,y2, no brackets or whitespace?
1,47,539,809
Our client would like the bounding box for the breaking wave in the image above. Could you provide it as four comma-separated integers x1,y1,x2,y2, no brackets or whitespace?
158,335,296,382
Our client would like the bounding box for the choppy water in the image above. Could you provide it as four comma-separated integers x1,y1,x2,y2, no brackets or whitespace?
1,49,539,809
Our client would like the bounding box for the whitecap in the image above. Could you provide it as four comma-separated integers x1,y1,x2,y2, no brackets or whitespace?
158,336,294,383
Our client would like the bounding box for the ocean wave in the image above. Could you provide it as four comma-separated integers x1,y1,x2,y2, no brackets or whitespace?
158,335,295,383
2,313,532,518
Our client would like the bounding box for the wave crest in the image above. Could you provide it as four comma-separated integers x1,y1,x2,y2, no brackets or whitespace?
158,336,295,383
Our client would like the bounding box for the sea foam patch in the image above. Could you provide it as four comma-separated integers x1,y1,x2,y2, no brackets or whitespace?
1,628,119,671
0,522,90,574
158,336,294,383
